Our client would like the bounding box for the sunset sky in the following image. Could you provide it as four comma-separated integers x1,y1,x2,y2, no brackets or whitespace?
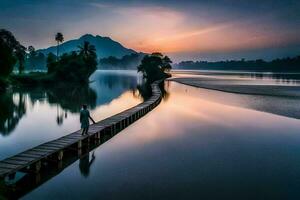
1,0,300,61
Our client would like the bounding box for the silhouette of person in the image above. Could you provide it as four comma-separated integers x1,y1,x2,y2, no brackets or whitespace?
79,151,95,177
80,104,95,135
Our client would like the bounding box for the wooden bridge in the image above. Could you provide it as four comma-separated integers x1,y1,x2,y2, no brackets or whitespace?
0,80,163,180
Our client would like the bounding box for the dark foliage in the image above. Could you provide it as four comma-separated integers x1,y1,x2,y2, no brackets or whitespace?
46,41,97,83
137,52,172,82
26,45,46,70
175,56,300,72
15,45,26,74
55,32,64,58
0,29,25,77
46,52,57,74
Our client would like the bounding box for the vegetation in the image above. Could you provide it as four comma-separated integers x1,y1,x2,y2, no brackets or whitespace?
137,52,172,83
55,32,64,58
45,41,97,83
0,29,97,91
175,56,300,72
0,29,27,91
99,53,144,69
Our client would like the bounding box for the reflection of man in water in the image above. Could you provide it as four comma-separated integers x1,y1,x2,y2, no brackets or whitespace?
80,104,95,135
79,151,95,177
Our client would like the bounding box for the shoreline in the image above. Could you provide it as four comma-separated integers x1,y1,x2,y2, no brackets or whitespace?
169,76,300,120
170,77,300,98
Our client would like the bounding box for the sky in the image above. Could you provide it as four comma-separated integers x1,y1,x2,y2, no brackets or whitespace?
1,0,300,62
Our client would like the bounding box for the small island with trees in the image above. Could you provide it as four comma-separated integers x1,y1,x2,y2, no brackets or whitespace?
0,30,97,91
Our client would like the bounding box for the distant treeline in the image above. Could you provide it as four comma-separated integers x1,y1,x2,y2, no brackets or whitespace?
99,53,145,70
174,56,300,72
17,52,145,71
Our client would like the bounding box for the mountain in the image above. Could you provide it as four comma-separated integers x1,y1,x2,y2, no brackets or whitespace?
37,34,137,59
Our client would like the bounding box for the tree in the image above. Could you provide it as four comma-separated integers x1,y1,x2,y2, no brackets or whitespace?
162,56,172,72
27,46,37,69
55,32,64,59
46,53,57,74
28,45,36,58
15,45,26,74
137,52,172,82
78,41,96,59
0,29,22,77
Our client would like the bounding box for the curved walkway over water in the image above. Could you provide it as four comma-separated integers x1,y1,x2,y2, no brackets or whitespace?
0,80,163,179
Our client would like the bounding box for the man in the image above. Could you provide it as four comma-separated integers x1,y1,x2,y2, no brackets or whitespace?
80,104,96,135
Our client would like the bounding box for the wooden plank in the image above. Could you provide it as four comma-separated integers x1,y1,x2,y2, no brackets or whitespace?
55,139,77,145
42,143,66,148
16,153,41,159
49,141,71,147
9,156,37,162
22,151,48,156
30,148,55,153
51,140,71,145
0,162,21,169
35,146,60,151
0,168,10,175
2,159,29,165
63,136,84,140
58,137,78,142
67,133,86,137
63,134,85,139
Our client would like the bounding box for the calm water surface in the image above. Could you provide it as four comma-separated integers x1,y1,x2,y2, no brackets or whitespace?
172,70,300,86
0,70,143,159
21,72,300,199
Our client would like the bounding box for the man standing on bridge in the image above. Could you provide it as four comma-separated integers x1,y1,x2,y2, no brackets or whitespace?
80,104,96,135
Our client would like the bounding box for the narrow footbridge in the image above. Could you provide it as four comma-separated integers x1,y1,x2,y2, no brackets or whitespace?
0,81,162,180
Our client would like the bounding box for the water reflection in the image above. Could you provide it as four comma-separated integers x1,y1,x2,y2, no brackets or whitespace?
136,81,169,101
0,70,143,136
90,70,141,105
0,92,26,135
47,83,97,113
0,70,145,161
79,151,95,178
20,81,300,200
0,83,97,136
172,70,300,86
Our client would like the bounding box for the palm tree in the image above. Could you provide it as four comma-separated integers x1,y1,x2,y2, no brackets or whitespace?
55,32,64,59
78,41,96,59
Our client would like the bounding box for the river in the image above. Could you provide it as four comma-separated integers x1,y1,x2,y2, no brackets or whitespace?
17,70,300,199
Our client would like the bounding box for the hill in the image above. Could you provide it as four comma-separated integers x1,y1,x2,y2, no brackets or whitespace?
25,34,140,71
38,34,136,59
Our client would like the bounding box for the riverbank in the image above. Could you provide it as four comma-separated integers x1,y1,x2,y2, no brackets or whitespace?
170,76,300,98
170,72,300,120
